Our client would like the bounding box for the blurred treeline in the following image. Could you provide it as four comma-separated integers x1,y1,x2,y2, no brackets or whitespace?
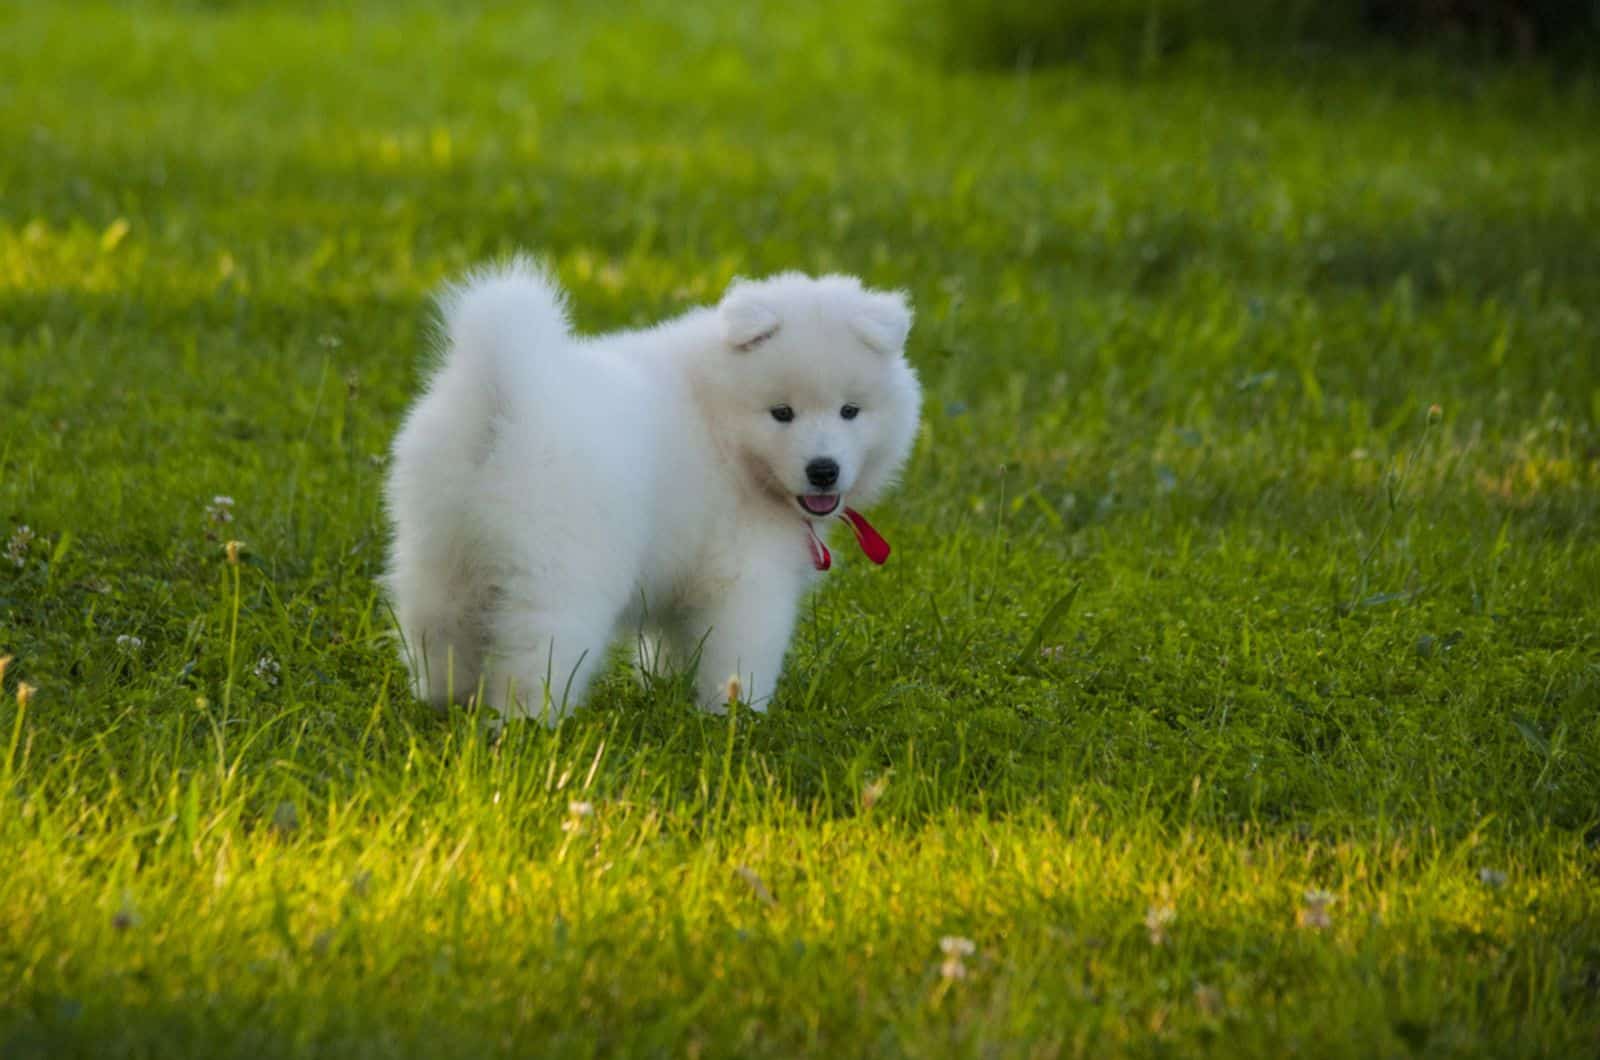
920,0,1600,67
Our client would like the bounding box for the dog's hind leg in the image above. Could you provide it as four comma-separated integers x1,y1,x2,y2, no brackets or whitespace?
631,610,702,688
480,590,618,726
386,542,486,709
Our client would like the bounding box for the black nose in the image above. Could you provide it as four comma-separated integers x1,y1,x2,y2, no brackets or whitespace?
805,457,839,489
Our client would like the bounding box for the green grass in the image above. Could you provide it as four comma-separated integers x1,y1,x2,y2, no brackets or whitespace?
2,1,1599,1055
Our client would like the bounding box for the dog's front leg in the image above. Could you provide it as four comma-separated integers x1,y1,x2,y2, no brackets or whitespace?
690,576,801,714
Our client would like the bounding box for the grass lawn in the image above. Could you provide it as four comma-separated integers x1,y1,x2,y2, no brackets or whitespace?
2,1,1598,1055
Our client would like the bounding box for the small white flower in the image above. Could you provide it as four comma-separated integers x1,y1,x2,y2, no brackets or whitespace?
1300,889,1336,930
1477,868,1508,889
253,654,280,686
115,634,143,652
205,496,235,525
6,525,34,568
938,936,975,980
1144,904,1176,946
561,801,594,833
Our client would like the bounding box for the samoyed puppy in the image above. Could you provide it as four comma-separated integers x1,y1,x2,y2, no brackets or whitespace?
383,259,920,723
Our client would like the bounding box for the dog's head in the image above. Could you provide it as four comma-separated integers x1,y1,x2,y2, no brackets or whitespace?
701,273,921,522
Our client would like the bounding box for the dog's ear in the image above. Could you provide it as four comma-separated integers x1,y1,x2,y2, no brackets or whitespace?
849,289,913,355
720,281,781,352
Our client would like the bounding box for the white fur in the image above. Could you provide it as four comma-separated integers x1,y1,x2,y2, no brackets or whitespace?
383,259,921,723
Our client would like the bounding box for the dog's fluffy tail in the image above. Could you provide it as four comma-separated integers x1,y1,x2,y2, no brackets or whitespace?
391,258,570,482
417,256,570,436
436,255,570,386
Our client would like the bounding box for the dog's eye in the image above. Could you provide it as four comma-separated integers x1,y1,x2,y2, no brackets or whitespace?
769,405,795,423
840,403,860,420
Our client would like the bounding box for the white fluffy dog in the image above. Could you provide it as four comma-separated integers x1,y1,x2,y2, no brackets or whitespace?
383,259,921,722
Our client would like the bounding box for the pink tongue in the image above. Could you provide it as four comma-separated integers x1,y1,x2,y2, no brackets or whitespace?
802,494,839,515
840,507,890,565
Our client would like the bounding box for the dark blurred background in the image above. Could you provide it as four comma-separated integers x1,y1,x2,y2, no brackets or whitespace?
924,0,1600,68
